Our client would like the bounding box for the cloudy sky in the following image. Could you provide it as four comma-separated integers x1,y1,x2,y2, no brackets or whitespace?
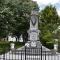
33,0,60,16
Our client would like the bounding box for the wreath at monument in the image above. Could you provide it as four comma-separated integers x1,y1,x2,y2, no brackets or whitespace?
31,15,37,26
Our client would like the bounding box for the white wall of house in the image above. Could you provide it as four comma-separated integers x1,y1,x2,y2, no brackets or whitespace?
8,36,16,42
8,35,23,42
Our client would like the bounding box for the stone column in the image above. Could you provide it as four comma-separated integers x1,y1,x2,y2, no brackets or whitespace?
27,11,40,47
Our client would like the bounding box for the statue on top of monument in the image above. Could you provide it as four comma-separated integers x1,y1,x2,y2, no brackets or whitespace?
30,11,38,29
27,11,40,41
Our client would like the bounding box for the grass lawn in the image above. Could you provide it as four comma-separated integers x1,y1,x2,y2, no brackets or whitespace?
0,41,25,54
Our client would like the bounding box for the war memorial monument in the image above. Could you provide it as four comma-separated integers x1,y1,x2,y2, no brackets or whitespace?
26,11,41,47
0,11,60,60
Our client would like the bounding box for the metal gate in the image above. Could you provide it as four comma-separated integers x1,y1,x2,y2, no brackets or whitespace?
0,46,42,60
0,46,60,60
25,46,42,60
25,46,60,60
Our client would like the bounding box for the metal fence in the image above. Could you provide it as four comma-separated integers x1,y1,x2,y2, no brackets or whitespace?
0,46,60,60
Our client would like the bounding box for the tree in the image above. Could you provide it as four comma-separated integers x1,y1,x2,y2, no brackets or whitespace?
39,5,60,32
0,0,39,41
0,0,9,39
39,5,60,48
12,0,39,41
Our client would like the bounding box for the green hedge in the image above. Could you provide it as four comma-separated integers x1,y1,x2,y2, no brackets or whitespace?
0,42,10,49
0,41,25,54
0,41,25,48
58,40,60,53
46,42,54,49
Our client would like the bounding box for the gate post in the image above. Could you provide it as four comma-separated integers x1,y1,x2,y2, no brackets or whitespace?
45,51,46,60
41,46,42,60
25,46,26,60
21,50,22,60
3,49,5,60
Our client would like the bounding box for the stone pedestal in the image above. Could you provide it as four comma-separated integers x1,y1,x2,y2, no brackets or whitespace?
25,41,42,48
54,44,58,51
27,29,40,41
10,43,15,50
31,41,37,47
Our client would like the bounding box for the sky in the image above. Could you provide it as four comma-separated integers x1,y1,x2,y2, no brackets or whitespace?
33,0,60,16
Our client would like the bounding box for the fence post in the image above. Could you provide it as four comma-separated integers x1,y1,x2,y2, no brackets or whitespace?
3,49,5,60
25,46,26,60
45,51,46,60
41,46,42,60
21,50,22,60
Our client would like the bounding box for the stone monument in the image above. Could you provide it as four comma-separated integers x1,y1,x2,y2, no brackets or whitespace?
26,11,40,47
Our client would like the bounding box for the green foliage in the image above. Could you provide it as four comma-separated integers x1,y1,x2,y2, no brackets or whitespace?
39,5,60,32
8,0,39,41
39,5,60,48
42,30,52,41
40,30,55,49
0,41,25,54
58,40,60,52
0,0,39,41
57,29,60,35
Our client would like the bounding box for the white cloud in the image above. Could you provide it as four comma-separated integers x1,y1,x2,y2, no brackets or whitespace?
58,1,60,4
57,10,60,16
33,0,60,5
33,0,60,16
